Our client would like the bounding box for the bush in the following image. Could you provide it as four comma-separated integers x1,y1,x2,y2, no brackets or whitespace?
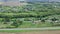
11,19,23,28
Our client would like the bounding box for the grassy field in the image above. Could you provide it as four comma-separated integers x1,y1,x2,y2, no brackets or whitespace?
0,2,60,28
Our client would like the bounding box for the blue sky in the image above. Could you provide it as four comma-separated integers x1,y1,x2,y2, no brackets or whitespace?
19,0,24,1
0,0,60,2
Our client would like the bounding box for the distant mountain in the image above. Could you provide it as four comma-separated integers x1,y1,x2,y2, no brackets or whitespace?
0,0,60,6
0,0,27,6
0,0,18,2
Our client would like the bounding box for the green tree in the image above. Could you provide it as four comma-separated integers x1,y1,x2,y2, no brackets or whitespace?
11,19,23,28
3,18,10,24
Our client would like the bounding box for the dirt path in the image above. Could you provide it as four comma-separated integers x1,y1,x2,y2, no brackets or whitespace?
0,31,60,34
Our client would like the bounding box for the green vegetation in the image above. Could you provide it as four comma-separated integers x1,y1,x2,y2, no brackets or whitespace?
0,30,49,32
0,29,60,32
0,2,60,28
0,30,37,32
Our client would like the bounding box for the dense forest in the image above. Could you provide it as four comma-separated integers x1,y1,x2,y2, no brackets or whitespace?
0,2,60,28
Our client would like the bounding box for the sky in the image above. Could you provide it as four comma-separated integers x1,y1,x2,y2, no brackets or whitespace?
0,0,60,2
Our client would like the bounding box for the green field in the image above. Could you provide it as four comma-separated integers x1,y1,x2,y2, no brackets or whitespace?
0,2,60,28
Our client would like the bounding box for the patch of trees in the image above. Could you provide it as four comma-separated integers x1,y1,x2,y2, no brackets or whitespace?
0,2,60,28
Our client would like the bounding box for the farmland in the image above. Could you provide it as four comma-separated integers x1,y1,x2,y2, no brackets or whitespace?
0,2,60,28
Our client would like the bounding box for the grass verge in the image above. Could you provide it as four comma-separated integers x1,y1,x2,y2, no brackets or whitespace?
0,29,60,33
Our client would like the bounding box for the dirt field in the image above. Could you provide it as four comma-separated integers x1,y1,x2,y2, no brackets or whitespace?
0,31,60,34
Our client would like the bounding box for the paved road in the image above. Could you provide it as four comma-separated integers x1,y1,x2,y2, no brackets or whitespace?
0,27,60,30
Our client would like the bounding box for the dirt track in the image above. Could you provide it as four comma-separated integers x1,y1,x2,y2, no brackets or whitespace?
0,31,60,34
